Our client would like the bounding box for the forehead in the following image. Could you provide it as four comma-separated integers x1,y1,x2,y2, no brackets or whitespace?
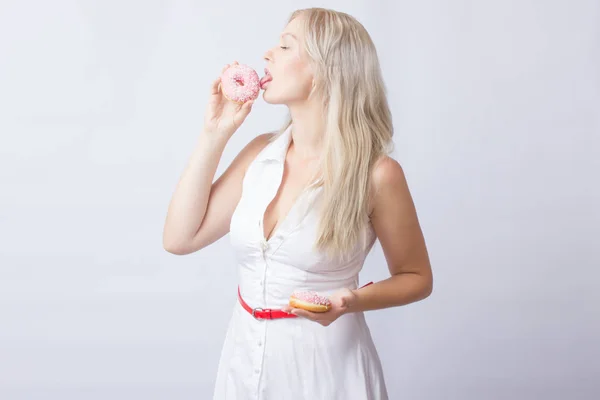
282,16,304,38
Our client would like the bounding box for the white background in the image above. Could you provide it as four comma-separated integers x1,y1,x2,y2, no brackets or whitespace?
1,0,598,399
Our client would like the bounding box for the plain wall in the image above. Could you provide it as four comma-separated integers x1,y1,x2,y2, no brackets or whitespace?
0,0,598,399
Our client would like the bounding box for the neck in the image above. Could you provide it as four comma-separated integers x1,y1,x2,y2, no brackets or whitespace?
287,99,325,161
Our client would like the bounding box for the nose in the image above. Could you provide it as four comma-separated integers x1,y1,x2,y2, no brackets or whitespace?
263,48,273,63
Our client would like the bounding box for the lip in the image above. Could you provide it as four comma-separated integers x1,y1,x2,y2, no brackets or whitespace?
260,68,273,89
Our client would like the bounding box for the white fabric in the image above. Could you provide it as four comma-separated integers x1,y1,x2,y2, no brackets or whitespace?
213,124,388,400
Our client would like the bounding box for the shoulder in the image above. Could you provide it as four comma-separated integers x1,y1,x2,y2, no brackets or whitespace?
245,132,275,154
236,132,275,174
368,155,409,217
372,156,406,189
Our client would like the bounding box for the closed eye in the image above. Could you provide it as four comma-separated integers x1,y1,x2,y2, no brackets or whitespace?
280,46,289,50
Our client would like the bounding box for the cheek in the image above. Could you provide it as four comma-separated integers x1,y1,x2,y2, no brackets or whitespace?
283,59,313,94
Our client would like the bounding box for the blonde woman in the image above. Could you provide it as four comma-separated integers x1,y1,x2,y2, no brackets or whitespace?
163,7,433,400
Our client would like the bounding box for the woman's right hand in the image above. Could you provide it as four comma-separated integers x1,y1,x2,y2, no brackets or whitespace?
204,61,256,139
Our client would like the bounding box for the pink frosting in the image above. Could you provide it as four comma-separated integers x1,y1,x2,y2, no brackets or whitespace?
220,64,260,103
291,290,331,306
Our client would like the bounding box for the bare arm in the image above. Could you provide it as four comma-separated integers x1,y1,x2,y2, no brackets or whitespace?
350,156,433,310
283,156,433,325
162,132,272,255
163,60,267,255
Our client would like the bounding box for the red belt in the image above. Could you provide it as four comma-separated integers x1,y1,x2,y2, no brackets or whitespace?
237,286,297,320
237,281,374,320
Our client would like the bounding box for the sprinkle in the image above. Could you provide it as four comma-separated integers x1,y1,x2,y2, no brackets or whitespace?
291,290,331,306
220,64,260,103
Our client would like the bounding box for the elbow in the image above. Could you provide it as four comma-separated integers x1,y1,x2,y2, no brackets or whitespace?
164,244,187,255
422,274,433,299
412,267,433,301
424,282,433,299
163,243,184,255
163,235,190,256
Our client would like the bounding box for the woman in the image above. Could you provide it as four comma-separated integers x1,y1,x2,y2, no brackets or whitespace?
163,7,433,400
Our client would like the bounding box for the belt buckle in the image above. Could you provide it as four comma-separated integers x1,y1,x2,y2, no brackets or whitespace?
251,307,271,320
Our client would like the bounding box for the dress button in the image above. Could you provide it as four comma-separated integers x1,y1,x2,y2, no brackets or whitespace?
258,340,262,346
254,368,260,374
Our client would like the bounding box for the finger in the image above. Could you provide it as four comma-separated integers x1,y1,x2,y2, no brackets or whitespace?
290,309,318,320
281,305,292,313
234,99,254,121
221,63,230,73
243,99,255,111
210,77,221,95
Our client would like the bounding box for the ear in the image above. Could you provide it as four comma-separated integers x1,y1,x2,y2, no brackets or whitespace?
308,79,317,100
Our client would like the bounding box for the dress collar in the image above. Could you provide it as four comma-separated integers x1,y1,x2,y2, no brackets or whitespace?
255,124,293,164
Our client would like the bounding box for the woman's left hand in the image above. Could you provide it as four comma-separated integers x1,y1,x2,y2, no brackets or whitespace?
282,288,357,327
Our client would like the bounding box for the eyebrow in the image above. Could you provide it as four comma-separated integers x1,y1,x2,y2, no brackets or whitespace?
281,33,297,40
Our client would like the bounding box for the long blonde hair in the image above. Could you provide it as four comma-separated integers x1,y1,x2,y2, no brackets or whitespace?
270,7,394,261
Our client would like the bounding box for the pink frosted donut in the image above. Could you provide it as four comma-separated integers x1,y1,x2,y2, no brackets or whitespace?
220,64,260,104
289,290,332,313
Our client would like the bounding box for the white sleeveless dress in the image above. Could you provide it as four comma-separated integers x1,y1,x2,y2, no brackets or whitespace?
213,124,388,400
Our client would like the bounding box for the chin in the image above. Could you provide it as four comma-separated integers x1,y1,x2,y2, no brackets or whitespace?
262,89,308,106
262,90,286,105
